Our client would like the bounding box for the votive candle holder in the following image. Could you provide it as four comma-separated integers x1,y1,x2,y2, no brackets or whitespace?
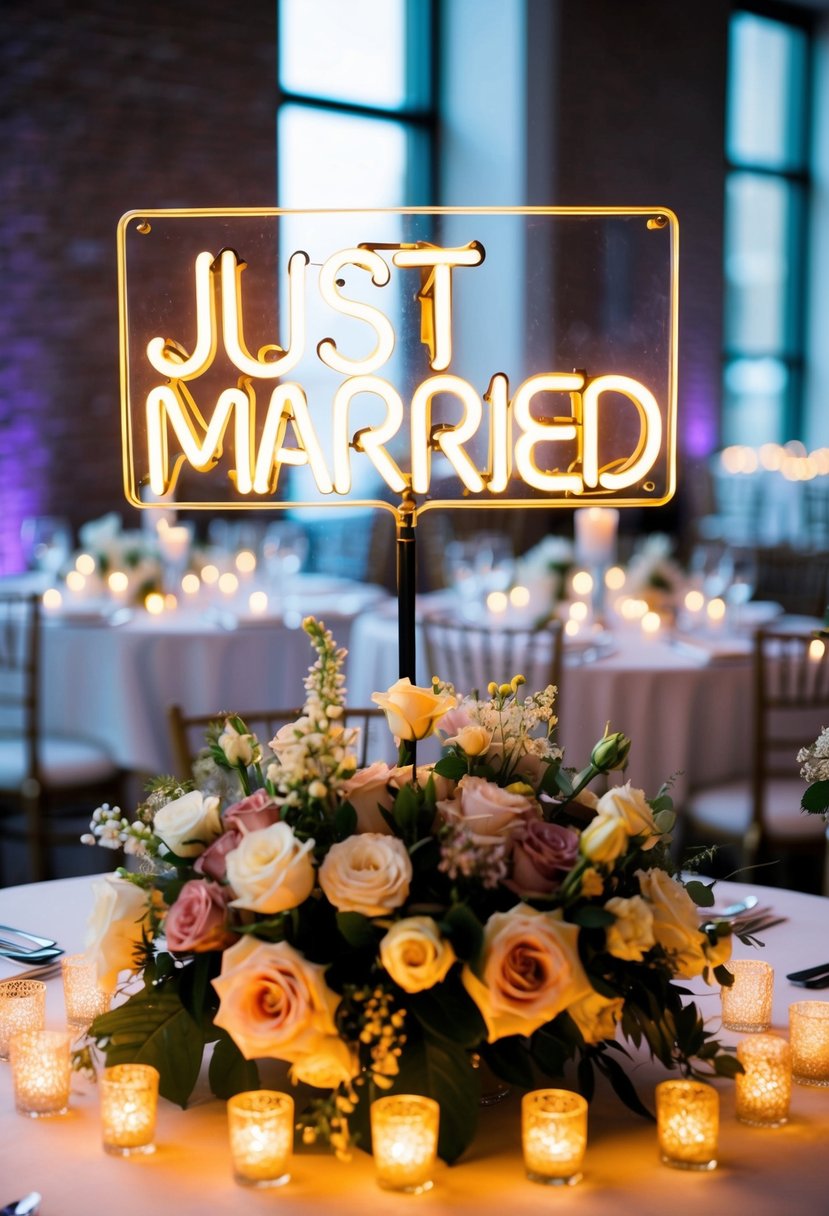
227,1090,294,1187
62,953,111,1030
789,1000,829,1087
100,1063,160,1155
521,1089,588,1186
735,1034,791,1126
0,979,46,1060
10,1029,72,1117
370,1094,440,1194
656,1080,718,1170
720,959,774,1032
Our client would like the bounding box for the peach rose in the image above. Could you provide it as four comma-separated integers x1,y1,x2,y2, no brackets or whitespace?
372,678,457,742
380,917,456,993
568,990,625,1043
164,880,236,953
438,774,537,846
319,834,412,917
341,761,396,834
212,937,339,1064
461,905,592,1040
226,822,316,915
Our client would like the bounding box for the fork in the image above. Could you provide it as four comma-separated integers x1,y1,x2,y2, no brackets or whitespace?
0,926,56,949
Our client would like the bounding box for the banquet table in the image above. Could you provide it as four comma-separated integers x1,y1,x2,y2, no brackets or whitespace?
0,876,827,1216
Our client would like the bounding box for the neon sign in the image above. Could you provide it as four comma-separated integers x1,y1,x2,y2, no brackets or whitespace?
118,208,678,514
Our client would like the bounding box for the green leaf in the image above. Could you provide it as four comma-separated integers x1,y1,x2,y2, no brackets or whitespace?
577,1054,595,1102
90,987,204,1108
570,905,614,928
408,973,486,1049
713,963,734,987
392,782,421,841
801,780,829,814
684,880,716,908
531,1028,572,1078
336,911,377,951
434,754,468,781
334,800,358,840
208,1030,260,1099
596,1052,654,1121
714,1054,744,1078
440,904,484,966
480,1037,535,1088
394,1035,480,1164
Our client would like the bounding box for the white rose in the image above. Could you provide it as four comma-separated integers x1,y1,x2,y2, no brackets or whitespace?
568,990,625,1043
154,790,222,858
636,867,710,979
218,719,261,767
85,875,152,991
604,895,655,962
290,1036,359,1089
319,834,412,917
596,782,660,849
226,822,316,914
380,917,456,993
579,811,628,863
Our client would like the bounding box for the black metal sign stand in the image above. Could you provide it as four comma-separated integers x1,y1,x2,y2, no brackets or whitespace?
395,488,418,767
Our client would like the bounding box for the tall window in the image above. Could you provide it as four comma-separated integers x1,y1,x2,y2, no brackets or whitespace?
277,0,435,208
723,8,811,445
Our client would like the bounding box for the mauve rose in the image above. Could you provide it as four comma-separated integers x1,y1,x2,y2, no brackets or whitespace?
437,774,538,845
341,761,396,834
509,820,580,896
164,880,236,953
224,789,282,834
194,825,243,881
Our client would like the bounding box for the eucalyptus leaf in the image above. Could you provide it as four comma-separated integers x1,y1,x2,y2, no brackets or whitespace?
684,880,716,908
801,780,829,814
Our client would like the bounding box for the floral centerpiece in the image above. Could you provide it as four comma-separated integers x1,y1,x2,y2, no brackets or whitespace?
80,618,738,1164
68,512,163,605
623,534,685,617
798,725,829,819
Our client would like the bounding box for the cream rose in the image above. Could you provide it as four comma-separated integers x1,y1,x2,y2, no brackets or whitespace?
604,895,655,962
445,724,492,757
212,937,339,1063
341,761,396,834
438,774,537,846
636,867,710,979
154,790,222,858
290,1036,360,1089
218,718,260,767
226,822,316,914
461,905,592,1040
85,875,153,992
380,917,456,993
319,833,412,917
568,990,625,1043
372,677,457,742
390,764,456,803
579,811,628,864
596,782,660,849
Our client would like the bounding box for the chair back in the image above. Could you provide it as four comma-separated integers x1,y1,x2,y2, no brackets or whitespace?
421,616,563,701
753,545,829,618
0,592,39,791
168,704,388,781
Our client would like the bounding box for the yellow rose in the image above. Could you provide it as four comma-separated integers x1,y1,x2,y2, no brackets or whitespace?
636,867,710,979
596,782,660,849
579,811,628,864
85,875,153,991
371,677,457,742
604,895,655,962
445,724,492,756
461,905,592,1041
380,917,456,993
568,990,625,1043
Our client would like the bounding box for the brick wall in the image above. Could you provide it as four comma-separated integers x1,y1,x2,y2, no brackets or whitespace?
0,0,276,571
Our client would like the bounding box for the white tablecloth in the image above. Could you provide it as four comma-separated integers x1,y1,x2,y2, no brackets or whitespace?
0,877,827,1215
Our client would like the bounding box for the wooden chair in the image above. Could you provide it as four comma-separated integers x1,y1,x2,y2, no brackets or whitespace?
167,703,389,782
0,591,126,883
683,628,829,893
752,545,829,618
421,616,564,701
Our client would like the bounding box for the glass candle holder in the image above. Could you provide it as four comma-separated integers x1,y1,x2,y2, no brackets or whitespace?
720,959,774,1032
789,1000,829,1087
0,979,46,1061
100,1064,160,1155
370,1094,440,1194
656,1080,718,1171
521,1089,588,1186
227,1090,294,1187
9,1029,72,1117
735,1034,791,1126
61,954,111,1030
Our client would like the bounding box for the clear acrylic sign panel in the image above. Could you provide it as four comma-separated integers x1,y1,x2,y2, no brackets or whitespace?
118,208,678,515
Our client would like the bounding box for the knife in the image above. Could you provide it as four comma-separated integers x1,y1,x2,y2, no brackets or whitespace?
786,962,829,983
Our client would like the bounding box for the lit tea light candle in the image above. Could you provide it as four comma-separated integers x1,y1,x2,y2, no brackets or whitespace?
569,600,589,623
219,572,239,596
486,590,508,615
735,1034,791,1126
61,954,111,1030
248,590,269,616
0,979,46,1060
181,572,201,596
720,959,774,1032
157,523,191,564
684,589,705,615
370,1094,440,1194
641,610,661,635
107,570,129,599
605,565,626,591
655,1080,718,1171
571,570,594,597
10,1029,72,1117
235,549,257,575
809,638,825,662
706,596,726,624
564,619,581,638
201,563,220,586
42,587,63,614
164,593,178,611
75,552,96,576
789,1000,829,1086
65,570,86,593
227,1090,294,1187
509,584,531,608
145,592,165,615
521,1088,587,1186
100,1063,159,1155
620,597,648,620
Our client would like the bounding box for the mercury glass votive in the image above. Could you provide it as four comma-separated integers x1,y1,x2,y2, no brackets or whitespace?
521,1089,588,1186
370,1094,440,1194
61,953,111,1030
9,1029,72,1117
100,1064,159,1155
656,1080,719,1171
0,979,46,1060
720,959,774,1032
789,1001,829,1087
735,1034,791,1126
227,1090,294,1187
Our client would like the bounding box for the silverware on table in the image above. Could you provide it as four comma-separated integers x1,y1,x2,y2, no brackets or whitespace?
0,925,56,949
787,961,829,985
0,943,64,966
1,1193,41,1216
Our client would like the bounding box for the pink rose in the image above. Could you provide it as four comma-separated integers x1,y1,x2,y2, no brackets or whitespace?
164,880,236,953
224,789,282,834
437,774,538,846
341,761,396,834
194,825,243,881
508,820,580,897
436,706,473,737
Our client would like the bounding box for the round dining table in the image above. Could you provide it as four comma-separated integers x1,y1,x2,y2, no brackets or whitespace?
0,875,826,1215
